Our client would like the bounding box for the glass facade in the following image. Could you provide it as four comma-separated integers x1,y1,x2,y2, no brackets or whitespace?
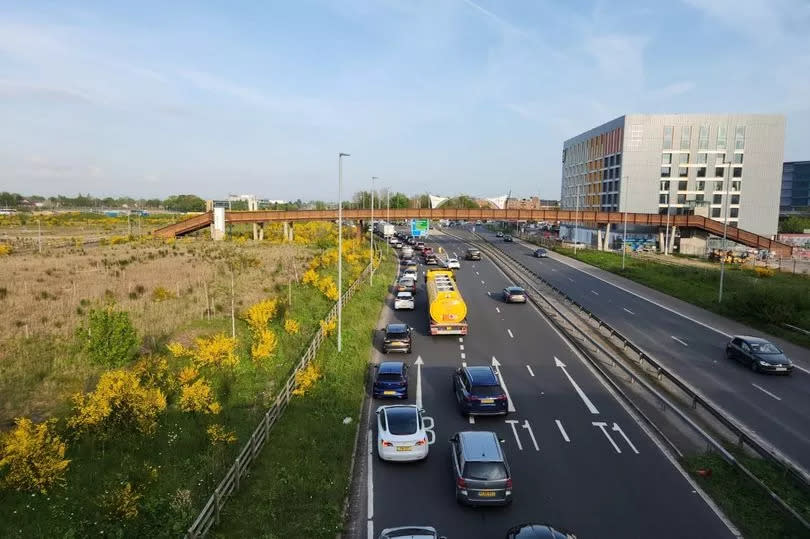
781,161,810,213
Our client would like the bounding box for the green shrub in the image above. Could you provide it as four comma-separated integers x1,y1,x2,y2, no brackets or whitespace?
76,308,138,367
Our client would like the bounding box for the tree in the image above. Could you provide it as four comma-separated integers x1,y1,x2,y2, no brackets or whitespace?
388,192,410,209
779,215,810,233
164,194,205,212
77,308,138,367
442,195,480,209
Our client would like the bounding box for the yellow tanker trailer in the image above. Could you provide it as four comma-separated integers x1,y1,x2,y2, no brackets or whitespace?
425,269,468,335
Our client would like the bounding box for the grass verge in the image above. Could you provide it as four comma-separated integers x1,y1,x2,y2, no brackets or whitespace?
551,247,810,349
682,450,810,538
213,250,396,538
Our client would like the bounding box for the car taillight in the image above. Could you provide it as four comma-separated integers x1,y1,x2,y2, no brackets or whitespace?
456,477,467,488
505,478,512,488
416,438,427,446
495,394,508,401
382,440,393,447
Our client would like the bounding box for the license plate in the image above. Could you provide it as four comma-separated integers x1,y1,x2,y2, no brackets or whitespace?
480,398,494,404
478,490,496,497
396,446,412,452
383,390,396,395
775,367,787,371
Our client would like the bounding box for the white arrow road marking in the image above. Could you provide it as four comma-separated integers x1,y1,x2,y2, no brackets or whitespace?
752,383,782,401
414,356,424,409
555,357,599,414
526,365,535,377
671,336,688,347
492,357,516,412
593,422,621,453
522,420,540,451
555,420,570,442
612,423,639,454
505,419,523,450
623,308,635,315
507,329,514,338
591,290,599,295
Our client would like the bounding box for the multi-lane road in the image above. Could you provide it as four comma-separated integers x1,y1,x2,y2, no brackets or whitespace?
363,231,737,538
471,228,810,477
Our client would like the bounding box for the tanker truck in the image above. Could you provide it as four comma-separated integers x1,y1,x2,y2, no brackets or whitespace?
425,268,468,335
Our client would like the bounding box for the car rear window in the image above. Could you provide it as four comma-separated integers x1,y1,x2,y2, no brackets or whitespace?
463,461,507,480
386,409,418,435
387,331,408,339
377,373,403,382
471,384,505,397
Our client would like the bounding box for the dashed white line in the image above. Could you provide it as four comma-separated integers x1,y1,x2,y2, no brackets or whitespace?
459,345,465,351
591,290,599,295
671,336,688,347
551,268,557,272
459,337,464,343
751,383,782,401
481,280,485,285
461,359,466,365
468,416,475,424
623,308,635,315
568,277,574,282
496,307,501,313
555,420,570,442
476,271,480,275
526,365,535,377
507,329,514,338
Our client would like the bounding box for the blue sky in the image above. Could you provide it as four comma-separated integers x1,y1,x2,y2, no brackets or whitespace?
0,0,808,201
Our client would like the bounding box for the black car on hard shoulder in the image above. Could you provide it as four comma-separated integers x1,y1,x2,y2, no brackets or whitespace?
533,248,548,258
725,336,793,375
505,523,577,538
503,235,513,242
382,323,413,354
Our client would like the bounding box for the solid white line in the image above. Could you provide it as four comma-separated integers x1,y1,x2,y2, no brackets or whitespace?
623,308,635,315
612,423,640,454
795,364,810,375
555,420,570,442
526,365,535,377
523,420,540,451
496,307,501,313
468,416,475,424
459,344,465,351
591,290,599,295
368,521,373,539
492,357,517,413
507,329,514,338
593,421,621,453
367,430,373,522
555,357,600,414
671,336,688,347
751,383,782,401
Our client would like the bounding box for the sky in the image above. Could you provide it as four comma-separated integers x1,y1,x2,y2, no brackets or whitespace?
0,0,808,201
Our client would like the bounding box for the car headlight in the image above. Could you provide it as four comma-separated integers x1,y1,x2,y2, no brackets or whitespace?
759,361,769,366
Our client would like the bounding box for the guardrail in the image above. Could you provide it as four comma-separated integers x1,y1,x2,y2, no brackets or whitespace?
186,248,383,538
453,231,809,530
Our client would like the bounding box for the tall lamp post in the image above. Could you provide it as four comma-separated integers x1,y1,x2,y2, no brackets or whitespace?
621,176,630,269
664,191,672,255
386,188,390,223
573,184,580,252
718,158,732,303
371,176,378,285
338,152,350,352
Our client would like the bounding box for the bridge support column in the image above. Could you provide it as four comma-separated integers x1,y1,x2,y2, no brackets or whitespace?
597,228,604,251
669,226,677,254
282,221,289,242
253,222,264,241
287,222,294,242
658,230,665,253
212,207,225,241
604,223,611,251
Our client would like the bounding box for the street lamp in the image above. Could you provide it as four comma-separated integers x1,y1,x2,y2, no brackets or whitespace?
386,188,390,223
371,176,378,286
718,157,732,303
338,152,350,352
664,191,672,255
621,176,630,269
573,184,580,252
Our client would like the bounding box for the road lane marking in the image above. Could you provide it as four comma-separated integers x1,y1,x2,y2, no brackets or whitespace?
522,420,540,451
612,423,639,454
476,271,479,275
468,416,475,424
461,353,466,360
752,383,782,401
367,429,374,524
555,357,599,414
487,291,491,296
555,420,570,442
481,280,485,284
492,357,516,412
459,337,464,343
671,336,688,347
551,268,557,272
593,422,622,453
459,344,465,351
623,308,635,315
507,329,514,338
414,356,424,409
568,277,574,282
505,420,523,450
591,290,599,295
526,365,535,377
495,306,501,313
368,521,373,539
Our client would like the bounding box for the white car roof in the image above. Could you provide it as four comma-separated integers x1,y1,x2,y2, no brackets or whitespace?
396,291,413,297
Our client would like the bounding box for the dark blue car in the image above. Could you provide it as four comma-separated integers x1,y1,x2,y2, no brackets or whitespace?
373,362,409,399
453,366,508,416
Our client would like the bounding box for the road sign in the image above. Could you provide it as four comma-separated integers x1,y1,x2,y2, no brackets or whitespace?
411,218,429,237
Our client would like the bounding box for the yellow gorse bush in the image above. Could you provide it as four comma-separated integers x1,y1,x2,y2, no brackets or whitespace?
302,268,319,285
0,418,70,493
193,334,238,369
132,355,173,392
69,370,167,436
753,266,775,278
283,318,300,334
206,424,237,446
251,328,279,362
177,366,199,385
243,298,279,332
317,275,339,301
179,378,221,415
166,342,191,358
320,318,337,337
101,482,141,520
0,243,12,256
292,363,322,396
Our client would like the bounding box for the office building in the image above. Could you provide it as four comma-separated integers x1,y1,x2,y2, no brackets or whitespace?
560,114,785,237
781,161,810,215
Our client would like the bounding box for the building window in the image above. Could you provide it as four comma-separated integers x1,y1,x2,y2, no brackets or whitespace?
616,154,622,166
732,167,742,178
731,194,740,205
660,180,670,191
711,207,721,218
730,208,739,218
679,167,688,177
663,126,673,150
735,126,745,149
731,180,741,191
697,153,708,164
697,181,705,191
698,125,709,150
662,153,672,164
715,167,724,177
717,125,727,150
680,126,691,150
660,194,668,204
713,194,722,204
661,167,671,178
677,194,686,204
696,194,705,203
678,180,688,191
609,155,615,166
733,153,743,164
714,181,724,191
697,167,706,177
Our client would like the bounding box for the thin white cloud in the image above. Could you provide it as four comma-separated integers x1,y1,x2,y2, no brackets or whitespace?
649,81,697,99
460,0,527,37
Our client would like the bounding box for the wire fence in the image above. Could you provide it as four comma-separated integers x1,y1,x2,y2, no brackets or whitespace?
186,248,382,538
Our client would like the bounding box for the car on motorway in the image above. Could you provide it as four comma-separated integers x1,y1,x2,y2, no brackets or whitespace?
401,246,414,259
376,405,429,461
379,526,445,539
394,291,415,310
465,248,481,261
407,237,416,246
453,366,508,415
503,234,514,242
422,246,434,257
495,231,504,238
446,258,460,269
425,254,438,265
533,248,548,258
393,240,403,249
396,277,416,294
402,268,418,282
505,524,576,538
382,323,413,354
725,336,794,374
404,262,418,273
503,286,527,303
415,241,425,251
373,361,408,399
450,431,512,506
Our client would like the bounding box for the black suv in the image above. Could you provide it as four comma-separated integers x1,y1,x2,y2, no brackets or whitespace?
382,323,413,354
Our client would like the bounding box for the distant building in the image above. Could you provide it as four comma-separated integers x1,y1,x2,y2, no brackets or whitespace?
475,196,558,210
560,114,785,237
781,161,810,215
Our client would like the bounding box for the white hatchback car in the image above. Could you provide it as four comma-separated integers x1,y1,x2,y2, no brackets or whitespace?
446,258,460,269
394,291,415,310
376,405,432,462
402,268,418,281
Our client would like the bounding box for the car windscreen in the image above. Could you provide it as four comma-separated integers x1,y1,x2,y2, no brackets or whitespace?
750,342,781,354
463,461,508,480
386,409,418,435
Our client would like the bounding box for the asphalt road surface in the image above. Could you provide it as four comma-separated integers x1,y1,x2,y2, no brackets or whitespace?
366,231,736,539
473,228,810,477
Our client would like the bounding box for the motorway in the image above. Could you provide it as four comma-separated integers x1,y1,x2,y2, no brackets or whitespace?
366,231,736,539
471,228,810,477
